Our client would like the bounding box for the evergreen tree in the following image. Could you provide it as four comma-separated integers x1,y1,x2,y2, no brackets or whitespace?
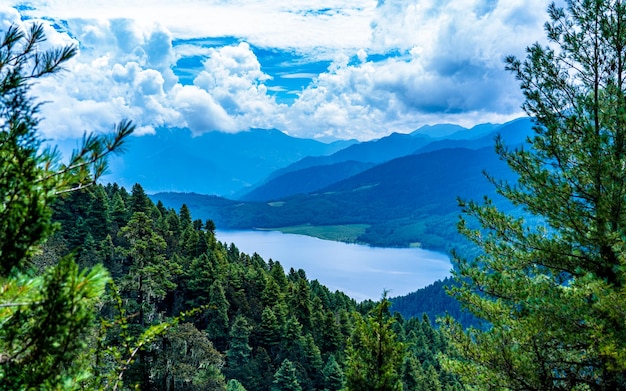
227,379,248,391
226,315,254,385
444,1,626,389
205,280,230,351
118,212,178,327
179,203,193,229
321,355,344,391
272,359,302,391
344,297,404,391
289,278,312,332
301,333,324,389
130,183,152,215
87,185,111,241
0,22,132,389
258,306,282,353
109,191,130,234
151,322,226,390
421,365,442,391
401,355,423,391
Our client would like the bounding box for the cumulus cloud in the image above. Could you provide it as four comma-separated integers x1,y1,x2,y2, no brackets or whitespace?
2,1,556,140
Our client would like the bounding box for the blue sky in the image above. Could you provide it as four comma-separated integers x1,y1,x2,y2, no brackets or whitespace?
3,1,554,141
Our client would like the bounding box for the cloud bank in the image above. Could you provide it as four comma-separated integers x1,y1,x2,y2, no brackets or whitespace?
4,1,550,140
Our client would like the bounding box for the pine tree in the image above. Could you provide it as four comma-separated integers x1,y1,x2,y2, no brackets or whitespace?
227,379,247,391
344,297,404,391
321,355,344,391
205,280,230,351
226,315,254,385
401,355,423,391
151,322,226,390
179,203,193,230
444,1,626,389
258,306,282,353
110,191,130,234
87,185,111,241
118,212,178,327
271,359,302,391
0,22,133,389
129,183,152,215
301,333,324,389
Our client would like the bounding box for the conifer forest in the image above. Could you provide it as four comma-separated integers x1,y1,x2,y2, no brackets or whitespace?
4,1,626,390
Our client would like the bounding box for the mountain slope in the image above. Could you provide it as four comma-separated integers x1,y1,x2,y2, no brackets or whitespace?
240,160,377,202
261,132,435,183
250,120,516,196
103,127,356,196
415,117,534,154
154,145,517,253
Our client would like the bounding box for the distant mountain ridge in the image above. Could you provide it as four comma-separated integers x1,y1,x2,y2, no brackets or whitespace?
145,117,534,253
154,145,519,252
238,117,533,202
240,160,377,202
103,127,356,196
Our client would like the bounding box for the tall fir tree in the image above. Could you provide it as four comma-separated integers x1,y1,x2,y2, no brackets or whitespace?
321,355,344,391
444,1,626,389
205,280,230,351
344,297,404,391
118,212,177,327
271,359,302,391
226,315,254,386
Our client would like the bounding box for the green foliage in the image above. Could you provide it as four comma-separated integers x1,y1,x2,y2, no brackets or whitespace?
45,181,465,390
0,22,133,389
205,280,230,351
0,257,108,389
321,355,344,391
272,359,302,391
118,211,179,327
444,1,626,389
344,297,404,391
390,277,481,330
227,379,248,391
151,322,226,390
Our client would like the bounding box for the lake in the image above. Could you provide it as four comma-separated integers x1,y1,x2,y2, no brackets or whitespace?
215,230,452,302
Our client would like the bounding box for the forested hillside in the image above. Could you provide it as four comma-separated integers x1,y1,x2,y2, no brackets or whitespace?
155,145,517,254
40,182,465,390
390,278,481,330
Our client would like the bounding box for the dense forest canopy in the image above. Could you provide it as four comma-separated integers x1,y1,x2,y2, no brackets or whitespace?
444,1,626,390
41,181,465,390
5,0,626,389
0,20,464,391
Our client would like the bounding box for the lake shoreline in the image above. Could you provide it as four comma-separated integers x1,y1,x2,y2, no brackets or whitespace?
215,229,452,302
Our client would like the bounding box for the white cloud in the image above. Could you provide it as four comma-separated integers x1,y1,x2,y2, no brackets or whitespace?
12,1,375,56
170,84,235,134
1,1,555,140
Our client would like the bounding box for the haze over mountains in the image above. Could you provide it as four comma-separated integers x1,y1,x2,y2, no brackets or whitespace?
114,116,536,254
104,128,356,196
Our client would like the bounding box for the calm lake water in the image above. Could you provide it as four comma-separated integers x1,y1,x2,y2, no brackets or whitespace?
215,230,452,302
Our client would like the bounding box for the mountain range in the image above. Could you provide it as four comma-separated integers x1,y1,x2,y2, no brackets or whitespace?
103,127,355,196
141,117,534,254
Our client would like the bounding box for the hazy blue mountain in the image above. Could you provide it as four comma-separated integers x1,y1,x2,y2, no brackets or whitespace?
240,160,377,202
411,123,468,138
254,131,435,187
415,117,534,154
154,144,517,253
102,127,356,196
410,122,499,140
241,117,532,203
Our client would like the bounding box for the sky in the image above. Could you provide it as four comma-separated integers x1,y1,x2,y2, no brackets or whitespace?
3,1,554,141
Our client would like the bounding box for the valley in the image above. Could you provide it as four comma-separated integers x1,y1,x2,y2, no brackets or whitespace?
145,117,533,256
